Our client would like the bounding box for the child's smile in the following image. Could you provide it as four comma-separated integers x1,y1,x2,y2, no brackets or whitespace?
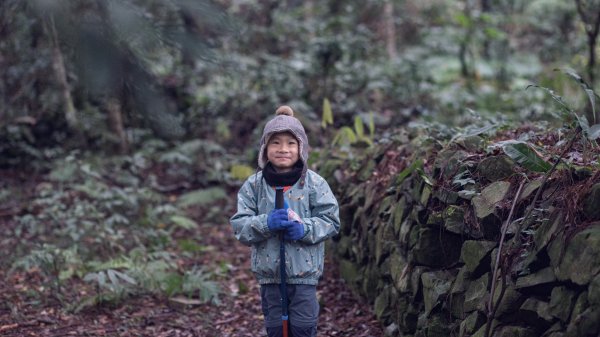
266,132,300,173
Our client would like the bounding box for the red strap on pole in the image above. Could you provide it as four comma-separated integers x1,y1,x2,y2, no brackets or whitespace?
283,320,289,337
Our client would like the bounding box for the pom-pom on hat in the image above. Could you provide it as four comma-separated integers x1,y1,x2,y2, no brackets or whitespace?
258,105,309,185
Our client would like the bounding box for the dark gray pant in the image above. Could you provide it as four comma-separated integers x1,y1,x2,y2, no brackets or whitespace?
260,284,319,337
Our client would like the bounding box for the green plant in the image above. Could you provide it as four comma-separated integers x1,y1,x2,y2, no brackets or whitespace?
11,244,81,298
177,187,228,208
321,98,334,128
488,140,552,173
229,164,254,181
181,267,221,305
320,99,375,148
529,69,600,137
77,249,220,311
83,269,137,300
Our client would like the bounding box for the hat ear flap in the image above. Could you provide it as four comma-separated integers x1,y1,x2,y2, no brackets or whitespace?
258,143,268,169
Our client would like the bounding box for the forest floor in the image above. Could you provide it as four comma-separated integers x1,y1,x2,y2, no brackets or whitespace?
0,169,384,337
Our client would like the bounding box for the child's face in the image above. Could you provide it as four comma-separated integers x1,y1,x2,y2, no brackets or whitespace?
266,132,299,173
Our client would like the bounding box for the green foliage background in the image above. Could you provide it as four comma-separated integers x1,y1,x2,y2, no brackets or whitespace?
2,0,598,166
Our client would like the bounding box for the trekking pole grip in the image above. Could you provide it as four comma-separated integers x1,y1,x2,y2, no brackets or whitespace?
275,187,284,209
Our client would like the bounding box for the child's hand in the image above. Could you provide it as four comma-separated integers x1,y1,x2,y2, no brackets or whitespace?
283,221,305,241
267,209,290,231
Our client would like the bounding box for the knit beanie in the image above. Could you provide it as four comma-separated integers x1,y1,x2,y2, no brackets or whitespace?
258,106,309,185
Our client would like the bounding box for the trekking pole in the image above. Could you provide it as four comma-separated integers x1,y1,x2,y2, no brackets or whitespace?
275,187,289,337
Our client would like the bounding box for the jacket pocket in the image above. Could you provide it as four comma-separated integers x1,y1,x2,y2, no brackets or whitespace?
288,244,319,280
253,241,279,280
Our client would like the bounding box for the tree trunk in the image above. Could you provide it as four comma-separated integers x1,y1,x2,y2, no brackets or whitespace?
383,1,397,59
106,98,129,154
481,0,491,59
459,41,470,78
304,0,315,39
587,30,599,123
574,0,600,122
574,0,600,88
48,16,78,130
459,2,475,81
588,32,597,86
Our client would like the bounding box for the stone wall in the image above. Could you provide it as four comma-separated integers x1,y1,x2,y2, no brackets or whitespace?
324,134,600,337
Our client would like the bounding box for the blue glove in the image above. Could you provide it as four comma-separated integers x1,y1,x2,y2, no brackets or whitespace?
267,209,289,232
283,221,305,241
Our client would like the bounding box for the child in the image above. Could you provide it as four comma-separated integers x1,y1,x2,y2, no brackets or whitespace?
230,105,340,337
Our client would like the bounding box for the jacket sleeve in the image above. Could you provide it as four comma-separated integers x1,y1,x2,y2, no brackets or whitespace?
300,176,340,245
230,178,273,246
